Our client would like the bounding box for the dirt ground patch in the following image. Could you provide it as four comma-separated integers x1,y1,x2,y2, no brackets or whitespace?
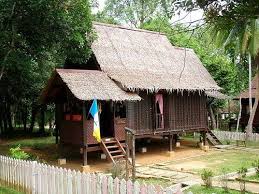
54,138,212,172
3,136,257,177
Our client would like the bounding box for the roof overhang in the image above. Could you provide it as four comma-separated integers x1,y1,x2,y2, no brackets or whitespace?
40,69,141,103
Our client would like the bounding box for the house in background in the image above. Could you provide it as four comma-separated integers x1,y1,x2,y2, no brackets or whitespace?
235,75,259,130
41,22,221,166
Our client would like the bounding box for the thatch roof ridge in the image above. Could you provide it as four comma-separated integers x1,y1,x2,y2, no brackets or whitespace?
93,21,166,36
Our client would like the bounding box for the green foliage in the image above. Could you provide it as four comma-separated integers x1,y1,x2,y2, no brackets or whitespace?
103,0,177,27
220,167,229,192
238,166,248,179
186,185,251,194
179,1,259,57
201,169,213,187
9,145,29,160
238,166,248,193
252,159,259,174
92,11,119,25
0,186,24,194
10,136,55,150
0,0,94,135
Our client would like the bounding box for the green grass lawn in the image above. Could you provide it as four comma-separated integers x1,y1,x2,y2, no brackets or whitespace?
0,186,24,194
0,136,58,161
8,136,55,150
244,174,259,182
136,177,173,187
193,150,259,175
185,185,252,194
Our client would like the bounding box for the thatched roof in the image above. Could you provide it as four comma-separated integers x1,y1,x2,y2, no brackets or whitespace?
205,91,229,99
236,75,258,99
41,69,141,102
92,22,220,92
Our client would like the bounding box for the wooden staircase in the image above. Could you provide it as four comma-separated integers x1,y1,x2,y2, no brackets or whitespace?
100,137,126,164
206,130,222,146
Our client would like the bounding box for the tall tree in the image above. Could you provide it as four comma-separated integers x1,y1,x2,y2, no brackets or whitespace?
0,0,94,135
186,0,259,136
103,0,177,27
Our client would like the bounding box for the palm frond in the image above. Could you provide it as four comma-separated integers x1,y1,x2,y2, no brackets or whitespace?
249,19,259,57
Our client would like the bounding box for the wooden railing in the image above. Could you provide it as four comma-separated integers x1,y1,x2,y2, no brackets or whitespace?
0,155,182,194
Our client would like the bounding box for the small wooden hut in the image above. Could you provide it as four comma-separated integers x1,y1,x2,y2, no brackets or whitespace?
41,22,220,165
235,75,259,129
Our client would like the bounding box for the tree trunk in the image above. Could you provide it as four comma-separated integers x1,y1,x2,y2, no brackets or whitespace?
246,55,259,138
236,97,242,132
246,98,258,139
6,103,13,133
208,104,217,130
0,111,3,135
247,54,253,136
29,106,37,133
39,105,45,134
22,107,28,132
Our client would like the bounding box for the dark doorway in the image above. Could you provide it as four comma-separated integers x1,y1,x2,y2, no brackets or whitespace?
100,102,114,138
154,94,164,129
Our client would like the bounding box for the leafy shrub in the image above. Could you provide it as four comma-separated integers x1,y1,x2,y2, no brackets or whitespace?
201,169,213,187
226,140,231,145
9,145,29,160
109,159,126,179
238,166,248,179
238,166,247,193
220,168,229,192
252,159,259,174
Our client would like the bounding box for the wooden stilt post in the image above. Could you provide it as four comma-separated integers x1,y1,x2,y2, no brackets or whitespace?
83,146,87,166
132,131,136,181
203,131,206,146
125,130,129,180
169,134,173,152
174,134,178,147
125,127,136,181
82,101,88,166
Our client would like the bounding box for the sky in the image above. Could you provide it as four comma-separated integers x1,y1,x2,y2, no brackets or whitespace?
92,0,204,26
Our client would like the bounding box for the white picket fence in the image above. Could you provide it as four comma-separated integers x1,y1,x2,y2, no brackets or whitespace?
212,130,259,141
0,155,182,194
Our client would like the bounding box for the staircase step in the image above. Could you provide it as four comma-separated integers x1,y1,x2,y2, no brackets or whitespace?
107,145,119,149
113,155,125,159
104,141,117,144
102,137,115,141
110,150,122,154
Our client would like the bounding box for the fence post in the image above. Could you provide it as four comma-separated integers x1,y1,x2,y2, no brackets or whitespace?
31,161,37,194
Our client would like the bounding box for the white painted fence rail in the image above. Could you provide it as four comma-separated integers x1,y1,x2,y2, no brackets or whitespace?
0,155,182,194
212,130,259,141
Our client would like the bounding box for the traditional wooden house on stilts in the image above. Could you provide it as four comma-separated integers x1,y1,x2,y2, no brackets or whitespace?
235,75,259,130
41,22,221,167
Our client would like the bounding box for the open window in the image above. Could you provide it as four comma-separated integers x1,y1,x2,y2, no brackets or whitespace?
115,102,126,119
63,101,82,121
